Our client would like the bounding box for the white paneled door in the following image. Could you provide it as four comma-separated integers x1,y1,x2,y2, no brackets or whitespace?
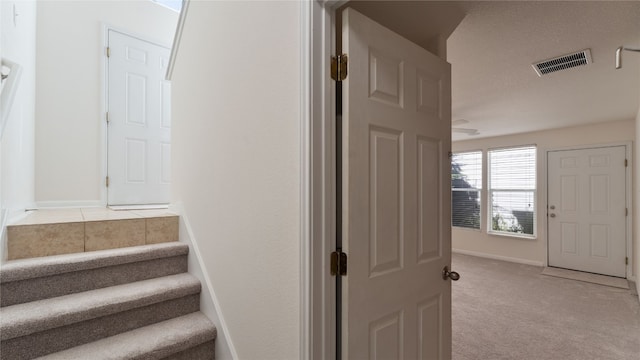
548,146,627,278
107,30,171,205
341,9,453,359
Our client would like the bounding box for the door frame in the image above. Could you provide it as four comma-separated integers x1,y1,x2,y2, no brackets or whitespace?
545,141,633,279
100,24,173,207
302,1,348,359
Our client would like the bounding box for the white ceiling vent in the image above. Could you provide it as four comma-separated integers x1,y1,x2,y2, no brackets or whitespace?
532,49,592,76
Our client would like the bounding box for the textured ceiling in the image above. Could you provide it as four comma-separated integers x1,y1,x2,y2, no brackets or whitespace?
448,1,640,141
345,1,640,141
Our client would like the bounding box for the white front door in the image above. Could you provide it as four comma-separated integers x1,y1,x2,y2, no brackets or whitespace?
342,8,453,359
107,30,171,205
547,146,627,278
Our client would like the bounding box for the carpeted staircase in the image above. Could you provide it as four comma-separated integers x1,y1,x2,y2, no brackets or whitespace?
0,241,216,359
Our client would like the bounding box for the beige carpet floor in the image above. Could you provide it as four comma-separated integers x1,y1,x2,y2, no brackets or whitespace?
452,253,640,360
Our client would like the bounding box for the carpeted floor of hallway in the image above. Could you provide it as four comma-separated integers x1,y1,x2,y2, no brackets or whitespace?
452,253,640,360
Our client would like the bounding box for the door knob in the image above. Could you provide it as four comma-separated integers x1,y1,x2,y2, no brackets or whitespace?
550,205,556,210
442,266,460,281
550,213,556,218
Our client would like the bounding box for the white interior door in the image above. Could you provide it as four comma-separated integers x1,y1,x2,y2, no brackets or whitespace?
107,30,171,205
548,146,627,278
342,8,453,359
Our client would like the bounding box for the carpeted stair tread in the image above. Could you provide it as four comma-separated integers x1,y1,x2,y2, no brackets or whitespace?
0,242,188,283
1,253,188,308
1,273,200,340
35,312,216,360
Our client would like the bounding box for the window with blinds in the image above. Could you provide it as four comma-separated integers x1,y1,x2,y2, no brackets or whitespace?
452,151,482,230
488,146,536,236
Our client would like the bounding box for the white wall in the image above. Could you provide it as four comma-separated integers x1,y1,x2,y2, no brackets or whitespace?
453,119,636,278
34,0,177,205
171,1,301,359
1,0,37,255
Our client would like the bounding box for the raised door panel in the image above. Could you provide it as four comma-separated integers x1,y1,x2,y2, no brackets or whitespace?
369,311,404,360
125,73,147,126
560,156,577,169
416,71,441,119
161,142,171,184
125,138,147,183
561,222,578,255
590,224,610,258
560,175,577,213
417,137,441,264
417,296,442,360
369,127,404,277
589,154,610,168
589,175,610,215
369,50,404,107
161,80,171,129
126,46,147,64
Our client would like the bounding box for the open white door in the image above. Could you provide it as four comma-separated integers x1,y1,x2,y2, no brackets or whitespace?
107,30,171,205
341,8,453,359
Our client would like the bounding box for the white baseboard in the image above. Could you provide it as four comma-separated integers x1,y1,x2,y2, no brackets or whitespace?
628,279,639,304
453,248,545,267
169,203,237,360
34,200,104,209
0,208,8,262
109,204,169,211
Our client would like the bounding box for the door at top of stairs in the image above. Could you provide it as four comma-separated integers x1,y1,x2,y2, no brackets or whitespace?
107,29,171,206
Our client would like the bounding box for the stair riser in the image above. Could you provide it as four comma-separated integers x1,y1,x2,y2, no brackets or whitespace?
1,255,188,307
7,216,179,260
0,294,200,360
163,341,215,360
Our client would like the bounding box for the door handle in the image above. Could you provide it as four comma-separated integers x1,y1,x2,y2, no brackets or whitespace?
550,213,556,218
442,266,460,281
550,205,556,210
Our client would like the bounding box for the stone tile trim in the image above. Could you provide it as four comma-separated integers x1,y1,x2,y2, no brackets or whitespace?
6,216,179,261
7,223,85,261
146,217,180,244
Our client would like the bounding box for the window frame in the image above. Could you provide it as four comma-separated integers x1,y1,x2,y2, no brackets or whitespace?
487,145,537,239
451,150,483,231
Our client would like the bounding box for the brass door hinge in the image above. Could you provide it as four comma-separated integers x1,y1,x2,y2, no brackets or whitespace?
626,208,628,216
106,176,110,187
626,257,628,265
331,54,348,81
331,250,347,276
625,159,628,167
106,47,111,58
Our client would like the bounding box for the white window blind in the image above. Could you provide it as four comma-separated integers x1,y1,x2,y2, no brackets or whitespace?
488,146,536,236
452,151,482,230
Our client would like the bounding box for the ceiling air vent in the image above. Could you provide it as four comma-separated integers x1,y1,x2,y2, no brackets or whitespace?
532,49,592,76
